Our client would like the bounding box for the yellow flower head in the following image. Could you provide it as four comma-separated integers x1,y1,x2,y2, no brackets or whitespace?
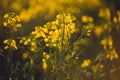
3,39,18,50
81,59,91,68
3,13,21,31
106,49,119,60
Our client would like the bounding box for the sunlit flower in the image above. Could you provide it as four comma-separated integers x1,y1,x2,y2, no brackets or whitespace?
3,13,22,31
3,39,18,50
81,59,91,68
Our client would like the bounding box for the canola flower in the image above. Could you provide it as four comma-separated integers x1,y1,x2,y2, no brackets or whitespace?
101,35,113,49
20,37,37,52
42,52,50,71
3,39,18,50
81,59,91,68
81,15,94,23
94,26,103,37
98,8,111,20
3,13,21,31
30,13,76,51
106,49,119,60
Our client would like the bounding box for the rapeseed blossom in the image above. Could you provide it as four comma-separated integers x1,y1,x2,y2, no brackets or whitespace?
106,49,119,60
3,39,18,50
81,59,91,68
20,37,37,52
30,13,76,51
3,13,21,31
101,35,113,49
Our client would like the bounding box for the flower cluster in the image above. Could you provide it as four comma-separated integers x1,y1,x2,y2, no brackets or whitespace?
31,26,46,39
98,8,111,20
106,49,119,60
101,35,113,49
3,39,18,50
45,14,76,49
3,13,21,31
31,13,76,51
20,37,37,52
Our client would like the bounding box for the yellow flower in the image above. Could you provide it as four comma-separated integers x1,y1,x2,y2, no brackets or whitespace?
88,17,94,22
3,40,8,44
3,39,18,50
24,41,29,45
43,28,48,33
101,38,107,49
11,40,18,50
42,58,47,71
113,17,118,23
30,48,36,52
98,8,111,20
81,15,88,23
106,49,119,60
4,14,9,18
81,59,91,68
44,38,49,42
94,27,103,37
31,42,36,46
3,13,22,31
4,46,9,49
108,36,113,49
3,22,8,26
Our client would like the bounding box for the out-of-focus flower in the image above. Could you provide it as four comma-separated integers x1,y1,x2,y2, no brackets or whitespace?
98,8,111,20
92,64,104,72
81,59,91,68
81,15,94,23
101,35,113,49
106,49,119,60
94,26,103,37
22,52,29,59
43,52,50,59
42,58,48,71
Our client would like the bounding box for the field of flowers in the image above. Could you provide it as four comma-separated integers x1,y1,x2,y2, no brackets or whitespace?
0,0,120,80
